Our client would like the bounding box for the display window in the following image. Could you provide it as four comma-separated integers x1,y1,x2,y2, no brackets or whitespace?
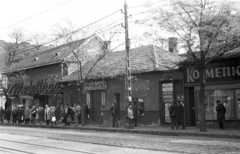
196,89,234,120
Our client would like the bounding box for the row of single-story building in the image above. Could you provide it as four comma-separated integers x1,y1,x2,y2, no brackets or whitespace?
3,35,240,128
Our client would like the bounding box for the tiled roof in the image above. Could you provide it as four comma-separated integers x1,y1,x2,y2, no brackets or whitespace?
6,39,87,73
62,45,181,81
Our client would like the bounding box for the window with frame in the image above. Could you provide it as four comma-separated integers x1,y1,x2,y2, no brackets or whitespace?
196,89,234,120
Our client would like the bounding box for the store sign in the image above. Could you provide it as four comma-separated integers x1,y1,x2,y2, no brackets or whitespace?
7,79,62,95
102,93,106,105
185,61,240,84
84,81,107,91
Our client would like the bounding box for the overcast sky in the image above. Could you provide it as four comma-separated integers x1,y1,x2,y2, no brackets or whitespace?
0,0,162,48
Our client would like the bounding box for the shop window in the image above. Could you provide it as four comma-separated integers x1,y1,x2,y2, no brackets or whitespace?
196,89,234,120
133,98,145,116
235,89,240,119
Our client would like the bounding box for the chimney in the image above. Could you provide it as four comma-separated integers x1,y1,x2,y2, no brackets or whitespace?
103,41,111,51
168,37,177,53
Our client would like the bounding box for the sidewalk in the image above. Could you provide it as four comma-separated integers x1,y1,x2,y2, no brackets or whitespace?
1,121,240,139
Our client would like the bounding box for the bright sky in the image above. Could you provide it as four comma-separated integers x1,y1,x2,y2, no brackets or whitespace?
0,0,165,50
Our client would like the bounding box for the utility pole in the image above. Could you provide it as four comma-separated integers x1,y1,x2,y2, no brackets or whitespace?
123,0,134,129
124,1,132,107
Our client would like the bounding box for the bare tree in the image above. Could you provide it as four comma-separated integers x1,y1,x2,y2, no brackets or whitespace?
0,28,30,109
30,32,48,51
52,20,123,126
140,0,240,131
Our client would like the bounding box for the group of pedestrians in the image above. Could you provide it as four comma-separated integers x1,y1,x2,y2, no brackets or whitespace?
111,101,139,128
168,100,185,130
62,103,90,126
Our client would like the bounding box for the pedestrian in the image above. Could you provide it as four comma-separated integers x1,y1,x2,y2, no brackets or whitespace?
0,107,4,123
17,107,24,124
169,101,178,130
49,106,56,126
64,104,72,126
55,104,61,125
111,102,118,127
5,108,11,123
216,100,226,130
127,105,134,124
12,106,17,124
38,106,44,125
74,103,80,126
24,106,30,125
31,106,37,125
177,100,185,129
132,101,138,127
84,103,89,124
44,105,51,125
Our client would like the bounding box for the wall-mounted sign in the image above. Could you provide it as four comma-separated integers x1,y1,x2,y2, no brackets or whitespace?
165,103,171,122
7,79,62,95
84,81,107,91
86,93,90,106
185,60,240,84
102,93,105,105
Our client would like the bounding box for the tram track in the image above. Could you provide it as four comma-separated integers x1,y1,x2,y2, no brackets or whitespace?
0,139,97,154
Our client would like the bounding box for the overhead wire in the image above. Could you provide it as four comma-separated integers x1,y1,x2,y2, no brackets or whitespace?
14,9,121,55
0,0,72,31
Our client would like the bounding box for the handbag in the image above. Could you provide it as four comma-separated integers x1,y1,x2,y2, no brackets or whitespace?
52,117,56,122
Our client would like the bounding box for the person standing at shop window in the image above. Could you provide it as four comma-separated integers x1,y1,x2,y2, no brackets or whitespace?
74,103,80,126
127,105,134,124
31,106,37,125
5,108,11,123
84,103,89,124
177,100,185,129
12,106,17,124
44,105,51,125
168,101,178,130
111,102,118,127
216,100,226,130
24,106,30,125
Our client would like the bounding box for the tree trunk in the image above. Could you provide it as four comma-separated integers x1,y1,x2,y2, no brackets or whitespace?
78,84,85,126
198,67,207,132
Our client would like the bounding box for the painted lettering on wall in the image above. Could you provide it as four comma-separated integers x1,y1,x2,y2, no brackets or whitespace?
7,79,62,95
186,64,240,83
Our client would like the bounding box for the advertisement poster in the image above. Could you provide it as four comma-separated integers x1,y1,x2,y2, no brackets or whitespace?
162,83,173,122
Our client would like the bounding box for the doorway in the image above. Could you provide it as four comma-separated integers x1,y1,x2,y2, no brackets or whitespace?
188,87,196,126
92,90,102,123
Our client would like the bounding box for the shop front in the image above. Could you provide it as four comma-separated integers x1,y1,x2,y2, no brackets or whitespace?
7,64,63,109
184,59,240,127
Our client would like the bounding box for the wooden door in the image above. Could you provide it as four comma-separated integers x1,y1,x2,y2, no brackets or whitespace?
92,90,102,123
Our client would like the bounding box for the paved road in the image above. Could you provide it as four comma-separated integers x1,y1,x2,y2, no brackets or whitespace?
0,126,240,154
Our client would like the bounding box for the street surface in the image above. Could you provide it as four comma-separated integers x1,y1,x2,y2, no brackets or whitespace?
0,126,240,154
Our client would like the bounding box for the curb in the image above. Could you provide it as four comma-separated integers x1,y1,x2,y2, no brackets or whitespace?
1,123,240,139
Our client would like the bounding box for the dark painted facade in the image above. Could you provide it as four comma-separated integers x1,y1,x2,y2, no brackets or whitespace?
6,63,65,109
184,58,240,128
62,70,184,125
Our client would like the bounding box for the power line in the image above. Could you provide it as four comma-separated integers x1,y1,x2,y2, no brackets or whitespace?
15,9,121,55
128,0,164,9
0,0,72,31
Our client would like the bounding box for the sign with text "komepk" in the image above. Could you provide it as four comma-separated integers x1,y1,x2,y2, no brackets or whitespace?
84,81,107,91
185,60,240,84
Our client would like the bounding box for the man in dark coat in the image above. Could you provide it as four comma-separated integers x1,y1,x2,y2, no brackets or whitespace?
169,101,178,130
132,102,138,127
177,100,185,129
5,109,11,123
84,103,89,124
12,107,17,124
17,107,24,124
0,107,4,123
216,100,226,129
111,102,118,127
64,104,73,126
